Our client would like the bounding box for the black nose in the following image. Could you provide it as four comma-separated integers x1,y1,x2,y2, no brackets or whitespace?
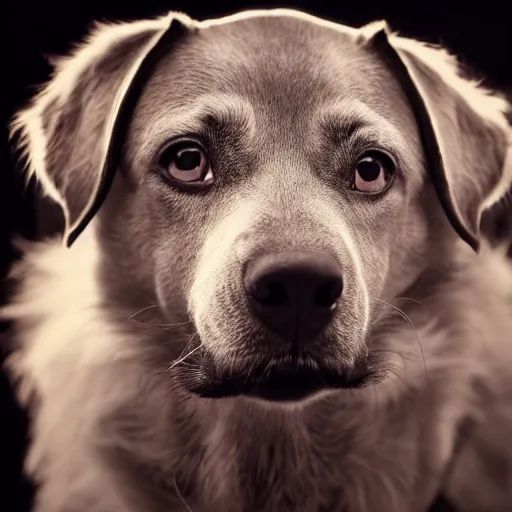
244,251,343,344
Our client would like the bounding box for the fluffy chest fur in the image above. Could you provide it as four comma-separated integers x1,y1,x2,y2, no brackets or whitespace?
4,228,512,512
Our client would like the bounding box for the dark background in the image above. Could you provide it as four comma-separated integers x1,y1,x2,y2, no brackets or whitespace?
1,1,511,510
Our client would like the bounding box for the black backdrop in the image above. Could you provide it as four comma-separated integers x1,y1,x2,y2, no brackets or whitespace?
1,1,511,510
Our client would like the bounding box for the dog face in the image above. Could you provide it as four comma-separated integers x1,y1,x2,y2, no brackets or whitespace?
13,10,512,403
116,16,428,401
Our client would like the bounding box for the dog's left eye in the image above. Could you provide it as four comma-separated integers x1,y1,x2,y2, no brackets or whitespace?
353,152,395,194
159,141,213,185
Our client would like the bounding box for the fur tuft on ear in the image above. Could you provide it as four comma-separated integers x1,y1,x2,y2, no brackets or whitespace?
10,11,195,247
360,23,512,251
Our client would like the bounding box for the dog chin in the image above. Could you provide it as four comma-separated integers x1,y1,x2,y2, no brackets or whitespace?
175,346,380,403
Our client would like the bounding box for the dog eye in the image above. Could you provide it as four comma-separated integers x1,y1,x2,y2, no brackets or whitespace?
353,153,394,193
160,142,212,184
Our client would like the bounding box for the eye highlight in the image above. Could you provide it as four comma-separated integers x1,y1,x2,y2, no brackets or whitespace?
159,140,213,186
353,151,395,194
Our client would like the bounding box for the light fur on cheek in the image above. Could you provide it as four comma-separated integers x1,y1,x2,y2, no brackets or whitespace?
188,199,261,357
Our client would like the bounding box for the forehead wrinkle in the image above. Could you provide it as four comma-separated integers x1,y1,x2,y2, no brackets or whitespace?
132,92,257,158
315,99,410,154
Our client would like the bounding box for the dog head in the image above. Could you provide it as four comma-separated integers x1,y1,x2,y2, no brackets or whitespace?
12,9,512,402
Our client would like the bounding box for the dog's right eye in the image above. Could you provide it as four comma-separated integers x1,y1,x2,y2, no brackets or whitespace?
352,151,396,194
159,141,213,186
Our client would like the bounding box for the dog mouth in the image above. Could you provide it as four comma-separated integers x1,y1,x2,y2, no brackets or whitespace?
175,346,380,402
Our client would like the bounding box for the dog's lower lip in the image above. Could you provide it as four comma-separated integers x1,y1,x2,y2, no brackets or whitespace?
198,374,327,402
179,362,376,402
243,376,329,402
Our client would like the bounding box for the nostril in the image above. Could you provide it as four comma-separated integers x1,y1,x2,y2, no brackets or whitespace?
314,280,343,310
252,280,289,307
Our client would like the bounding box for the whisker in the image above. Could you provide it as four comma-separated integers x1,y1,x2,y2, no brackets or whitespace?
129,318,192,329
394,297,422,305
128,304,160,319
128,305,192,329
166,344,202,372
175,332,198,359
373,298,429,380
174,476,193,512
166,331,200,373
179,360,198,368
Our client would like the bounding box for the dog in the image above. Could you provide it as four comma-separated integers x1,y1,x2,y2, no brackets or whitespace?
3,7,512,512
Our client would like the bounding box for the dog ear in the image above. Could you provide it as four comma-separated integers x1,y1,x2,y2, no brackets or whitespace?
359,22,512,252
11,13,195,247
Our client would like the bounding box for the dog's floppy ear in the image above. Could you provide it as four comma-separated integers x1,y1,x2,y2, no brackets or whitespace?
11,12,195,247
359,22,512,251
